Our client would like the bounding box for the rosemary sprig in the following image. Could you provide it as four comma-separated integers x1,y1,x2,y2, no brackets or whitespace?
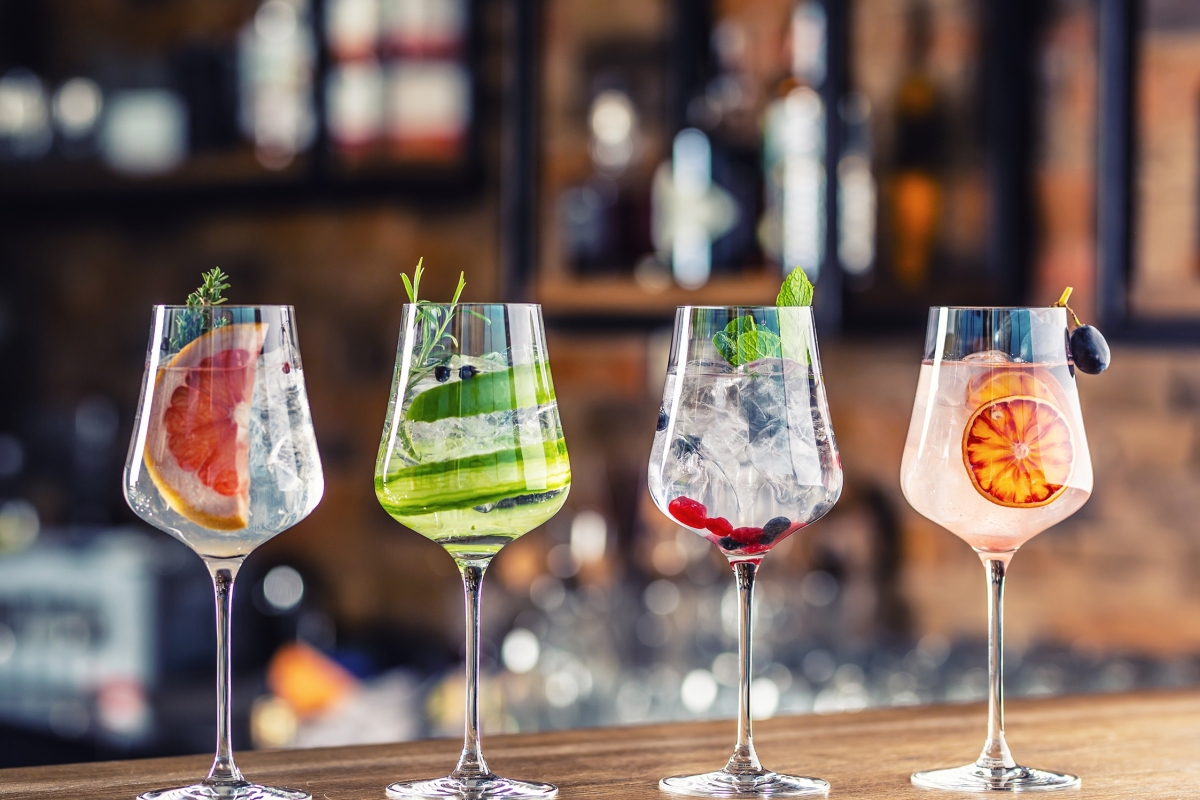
169,268,232,352
402,259,477,393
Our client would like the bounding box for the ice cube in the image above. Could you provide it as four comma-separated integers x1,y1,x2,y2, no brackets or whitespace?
962,350,1012,364
250,353,309,494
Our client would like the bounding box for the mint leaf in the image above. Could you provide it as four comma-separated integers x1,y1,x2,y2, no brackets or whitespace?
713,330,737,364
713,315,782,366
777,268,815,307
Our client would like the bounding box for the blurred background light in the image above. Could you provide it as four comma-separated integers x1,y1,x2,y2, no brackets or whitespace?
680,669,718,713
0,500,39,553
385,61,470,146
241,0,316,169
263,565,306,612
327,0,381,61
52,79,103,141
99,90,187,176
501,628,540,674
589,89,636,174
569,510,607,566
0,70,52,160
327,61,384,149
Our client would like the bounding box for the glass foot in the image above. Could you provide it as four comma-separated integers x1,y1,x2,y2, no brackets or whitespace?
139,783,310,800
911,764,1080,792
659,769,829,797
385,775,558,799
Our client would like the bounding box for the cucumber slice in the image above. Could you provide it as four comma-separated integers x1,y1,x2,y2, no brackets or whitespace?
376,438,570,516
405,365,555,423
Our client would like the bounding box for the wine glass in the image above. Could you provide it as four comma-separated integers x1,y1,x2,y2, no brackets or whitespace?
648,305,842,797
124,304,324,800
375,302,570,799
900,306,1093,791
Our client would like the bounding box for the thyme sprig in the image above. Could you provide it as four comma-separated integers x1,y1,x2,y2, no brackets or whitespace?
169,268,232,352
188,268,231,308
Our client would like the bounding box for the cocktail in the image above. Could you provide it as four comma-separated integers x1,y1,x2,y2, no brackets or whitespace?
648,304,842,797
900,306,1093,791
124,289,324,799
375,285,570,798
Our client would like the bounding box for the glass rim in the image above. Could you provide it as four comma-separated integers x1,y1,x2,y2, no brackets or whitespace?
151,304,295,311
928,305,1068,312
401,302,542,310
676,305,814,312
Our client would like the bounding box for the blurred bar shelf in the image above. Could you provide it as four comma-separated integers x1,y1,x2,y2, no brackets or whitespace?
536,274,780,320
2,690,1197,798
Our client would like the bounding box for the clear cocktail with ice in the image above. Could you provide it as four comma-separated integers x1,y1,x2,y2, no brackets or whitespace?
649,356,840,559
647,305,841,797
123,302,323,800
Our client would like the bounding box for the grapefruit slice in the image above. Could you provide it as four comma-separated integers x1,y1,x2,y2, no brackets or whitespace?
143,323,266,530
962,394,1075,508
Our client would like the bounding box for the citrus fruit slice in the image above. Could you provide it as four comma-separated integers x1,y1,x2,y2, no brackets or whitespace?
965,365,1071,410
962,394,1075,508
143,323,266,530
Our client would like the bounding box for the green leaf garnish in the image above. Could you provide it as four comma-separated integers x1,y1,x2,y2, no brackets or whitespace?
169,268,232,352
713,315,782,367
777,268,815,307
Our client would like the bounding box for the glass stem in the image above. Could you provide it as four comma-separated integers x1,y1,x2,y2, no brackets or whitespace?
725,560,763,775
205,557,247,787
976,552,1016,771
451,562,493,783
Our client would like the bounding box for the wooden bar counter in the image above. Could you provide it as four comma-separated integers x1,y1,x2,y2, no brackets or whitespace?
2,690,1197,798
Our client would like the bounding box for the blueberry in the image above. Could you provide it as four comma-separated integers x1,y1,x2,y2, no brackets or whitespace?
656,408,668,432
671,436,700,459
718,536,739,550
459,365,479,380
434,365,451,382
1070,325,1111,375
760,516,791,543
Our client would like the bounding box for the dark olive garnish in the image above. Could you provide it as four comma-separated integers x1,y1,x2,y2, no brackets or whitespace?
1070,325,1110,375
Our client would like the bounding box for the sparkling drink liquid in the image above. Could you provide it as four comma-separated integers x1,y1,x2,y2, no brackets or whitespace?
901,355,1093,552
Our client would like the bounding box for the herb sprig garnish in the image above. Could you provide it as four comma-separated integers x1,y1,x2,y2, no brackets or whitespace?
188,268,231,308
169,268,232,352
713,268,815,366
402,259,484,392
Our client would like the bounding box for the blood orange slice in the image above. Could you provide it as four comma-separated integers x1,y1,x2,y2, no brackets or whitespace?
965,365,1070,410
962,395,1075,508
143,323,266,530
